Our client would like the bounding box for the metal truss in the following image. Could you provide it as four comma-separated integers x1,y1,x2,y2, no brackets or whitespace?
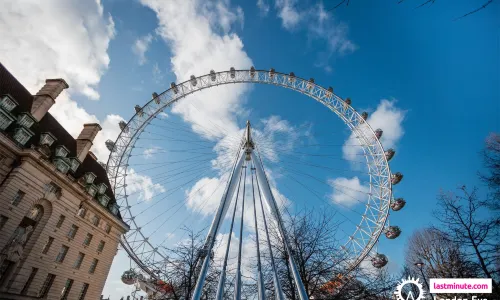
105,69,393,281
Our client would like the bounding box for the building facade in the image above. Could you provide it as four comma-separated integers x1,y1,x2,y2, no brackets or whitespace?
0,63,129,300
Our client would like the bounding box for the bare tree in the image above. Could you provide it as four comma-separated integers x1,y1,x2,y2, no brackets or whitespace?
481,133,500,204
160,227,219,300
435,186,499,293
329,0,495,20
261,209,396,300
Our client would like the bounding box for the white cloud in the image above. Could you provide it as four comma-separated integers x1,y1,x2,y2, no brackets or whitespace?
92,114,126,162
328,176,369,207
158,111,169,119
0,0,115,101
185,175,232,216
275,0,301,29
140,0,253,140
272,2,356,70
132,33,154,65
257,0,270,16
127,168,166,202
214,233,256,279
342,99,406,161
143,146,161,159
0,0,130,168
152,62,164,84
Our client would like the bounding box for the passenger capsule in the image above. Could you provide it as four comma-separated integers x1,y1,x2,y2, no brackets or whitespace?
105,140,116,152
385,149,395,161
230,67,236,78
326,86,333,97
170,82,178,94
289,72,296,82
306,78,315,90
391,172,403,185
269,68,275,78
134,105,143,117
250,66,256,78
361,112,368,121
152,92,160,104
345,98,352,105
371,253,388,268
118,121,128,133
391,198,406,211
121,270,137,285
375,129,383,139
190,75,197,86
385,226,401,239
210,70,216,81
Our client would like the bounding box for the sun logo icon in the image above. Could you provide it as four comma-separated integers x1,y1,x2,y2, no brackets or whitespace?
394,276,427,300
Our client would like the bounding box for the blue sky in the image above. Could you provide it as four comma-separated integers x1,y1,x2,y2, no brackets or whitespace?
1,0,499,297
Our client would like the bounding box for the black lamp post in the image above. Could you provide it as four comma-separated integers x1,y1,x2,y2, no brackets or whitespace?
414,260,434,299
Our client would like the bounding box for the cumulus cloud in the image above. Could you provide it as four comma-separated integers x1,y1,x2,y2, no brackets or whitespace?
342,99,406,161
257,0,270,16
143,146,162,159
0,0,165,206
214,233,256,279
272,2,356,71
140,0,253,140
132,33,154,65
127,168,167,202
328,176,369,207
0,0,115,101
275,0,301,29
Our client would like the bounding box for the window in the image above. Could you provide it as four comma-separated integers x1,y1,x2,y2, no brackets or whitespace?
73,252,85,269
88,259,98,274
84,172,96,184
97,240,105,252
17,113,35,128
98,183,107,194
42,237,54,254
38,273,55,298
83,233,93,246
87,185,97,197
60,278,73,300
91,215,100,227
78,283,89,300
0,109,15,130
45,182,61,194
109,203,119,215
13,127,34,145
40,132,56,146
55,245,69,263
104,223,111,234
67,225,78,239
11,190,25,206
55,145,69,158
21,267,38,295
54,158,70,173
0,95,18,112
0,260,15,287
0,215,8,230
70,158,80,172
56,215,65,228
98,195,110,207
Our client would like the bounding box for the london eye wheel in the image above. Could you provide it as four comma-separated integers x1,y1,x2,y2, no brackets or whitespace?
106,68,405,299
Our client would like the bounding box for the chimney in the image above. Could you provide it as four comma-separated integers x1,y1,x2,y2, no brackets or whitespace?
31,78,69,121
76,123,102,162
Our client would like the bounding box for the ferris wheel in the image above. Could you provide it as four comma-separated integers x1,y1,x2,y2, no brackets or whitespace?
105,68,405,299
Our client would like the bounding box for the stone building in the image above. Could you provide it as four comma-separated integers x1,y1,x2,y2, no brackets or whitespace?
0,63,129,299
